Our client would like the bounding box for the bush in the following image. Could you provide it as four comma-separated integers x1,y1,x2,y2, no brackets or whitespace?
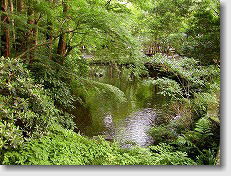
173,117,219,164
0,57,75,152
29,58,76,110
193,92,220,123
150,55,220,96
152,77,183,100
149,125,177,144
149,143,196,165
0,57,54,142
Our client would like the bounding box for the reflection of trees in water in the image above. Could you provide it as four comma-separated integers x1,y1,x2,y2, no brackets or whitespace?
103,108,156,148
79,65,168,146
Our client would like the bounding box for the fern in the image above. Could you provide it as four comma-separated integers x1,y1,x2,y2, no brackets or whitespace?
149,143,197,165
195,117,212,135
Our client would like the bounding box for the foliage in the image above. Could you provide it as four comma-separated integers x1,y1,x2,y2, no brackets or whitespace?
0,121,23,151
152,77,183,100
0,57,55,141
173,117,219,164
71,78,127,108
0,0,220,166
29,58,76,110
182,0,220,65
149,125,177,144
149,99,193,144
0,57,75,152
28,58,79,130
193,92,217,117
139,0,193,51
65,52,90,77
149,114,219,165
149,55,220,97
137,0,219,65
149,143,196,165
2,125,197,165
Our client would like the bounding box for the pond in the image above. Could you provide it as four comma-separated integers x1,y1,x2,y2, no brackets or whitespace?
75,65,171,147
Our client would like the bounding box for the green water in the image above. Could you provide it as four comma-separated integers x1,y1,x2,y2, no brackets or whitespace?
75,65,170,147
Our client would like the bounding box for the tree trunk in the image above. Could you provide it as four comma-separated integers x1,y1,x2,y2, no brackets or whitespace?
9,0,15,50
17,0,23,12
46,20,53,60
57,0,68,63
27,2,37,63
15,0,26,53
57,34,66,57
46,0,54,60
1,0,10,57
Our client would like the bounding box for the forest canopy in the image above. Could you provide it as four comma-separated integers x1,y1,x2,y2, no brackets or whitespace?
0,0,220,165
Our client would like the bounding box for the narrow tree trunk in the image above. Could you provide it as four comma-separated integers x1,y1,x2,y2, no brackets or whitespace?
46,20,53,60
15,0,25,53
57,34,66,57
46,0,54,60
9,0,15,51
57,0,68,63
27,2,37,63
17,0,23,12
1,0,10,57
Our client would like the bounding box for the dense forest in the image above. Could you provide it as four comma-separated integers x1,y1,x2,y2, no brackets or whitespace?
0,0,220,165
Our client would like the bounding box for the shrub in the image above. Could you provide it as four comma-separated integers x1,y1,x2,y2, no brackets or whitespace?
0,57,74,152
29,58,76,110
173,117,219,164
149,125,177,144
149,143,196,165
150,55,220,96
0,57,54,140
152,77,183,100
193,92,220,123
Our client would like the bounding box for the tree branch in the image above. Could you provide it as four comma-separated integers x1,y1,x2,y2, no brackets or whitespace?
15,41,52,59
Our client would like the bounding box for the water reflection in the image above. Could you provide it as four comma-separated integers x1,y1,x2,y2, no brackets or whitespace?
75,65,169,147
114,108,156,147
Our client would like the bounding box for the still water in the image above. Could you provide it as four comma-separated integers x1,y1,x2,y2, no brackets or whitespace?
75,65,170,147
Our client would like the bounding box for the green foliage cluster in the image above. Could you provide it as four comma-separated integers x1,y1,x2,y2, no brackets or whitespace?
174,117,219,164
29,58,76,110
152,77,183,100
70,78,128,115
150,115,219,165
182,0,220,65
0,57,56,150
149,125,177,144
149,143,196,165
149,55,220,99
138,0,219,65
147,55,220,165
0,57,76,153
2,125,196,165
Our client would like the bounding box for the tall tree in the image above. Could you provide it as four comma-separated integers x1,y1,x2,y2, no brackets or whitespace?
1,0,10,57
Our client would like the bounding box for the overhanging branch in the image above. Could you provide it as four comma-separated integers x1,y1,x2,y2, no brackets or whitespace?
16,41,52,59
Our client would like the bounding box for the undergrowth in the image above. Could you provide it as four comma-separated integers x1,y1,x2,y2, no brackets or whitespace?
2,125,196,165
